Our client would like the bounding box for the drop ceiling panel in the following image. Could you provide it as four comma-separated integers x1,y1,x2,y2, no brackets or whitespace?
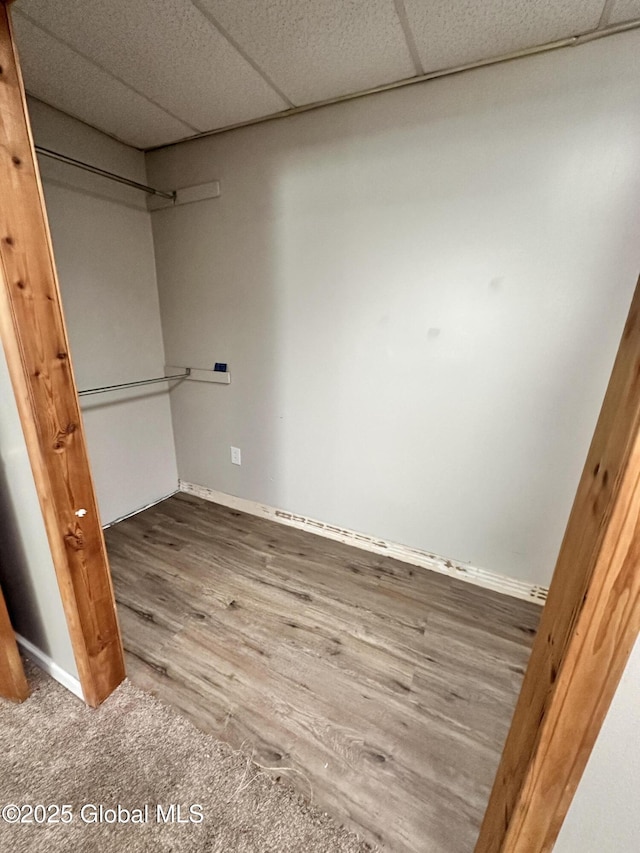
16,0,289,133
11,14,193,149
402,0,606,72
194,0,417,105
608,0,640,23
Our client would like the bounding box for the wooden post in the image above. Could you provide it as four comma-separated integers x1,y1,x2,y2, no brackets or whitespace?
476,275,640,852
0,585,29,702
0,1,125,706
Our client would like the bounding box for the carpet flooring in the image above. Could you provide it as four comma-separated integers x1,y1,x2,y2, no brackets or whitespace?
0,660,374,853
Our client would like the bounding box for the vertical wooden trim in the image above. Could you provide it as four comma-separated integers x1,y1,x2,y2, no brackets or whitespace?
476,275,640,852
0,1,124,706
0,585,29,702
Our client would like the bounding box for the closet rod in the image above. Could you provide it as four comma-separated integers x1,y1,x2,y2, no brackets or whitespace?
34,145,176,200
78,370,190,397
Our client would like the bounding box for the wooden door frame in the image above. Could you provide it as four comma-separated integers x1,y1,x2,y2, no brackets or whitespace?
0,0,124,707
476,273,640,851
0,583,29,703
1,0,639,839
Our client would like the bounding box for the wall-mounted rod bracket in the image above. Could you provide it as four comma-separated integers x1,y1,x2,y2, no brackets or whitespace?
165,365,230,384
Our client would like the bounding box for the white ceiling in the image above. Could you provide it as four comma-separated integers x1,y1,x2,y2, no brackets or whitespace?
10,0,639,150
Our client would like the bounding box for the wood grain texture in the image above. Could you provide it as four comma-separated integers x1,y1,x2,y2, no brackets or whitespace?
0,2,124,706
476,275,640,853
0,584,29,702
106,493,539,852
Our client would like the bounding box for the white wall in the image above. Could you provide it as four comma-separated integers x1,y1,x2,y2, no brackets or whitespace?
0,346,77,678
28,99,178,524
554,637,640,852
147,30,640,587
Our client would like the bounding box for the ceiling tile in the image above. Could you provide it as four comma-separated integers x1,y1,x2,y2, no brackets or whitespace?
193,0,417,105
402,0,606,72
608,1,640,23
16,0,289,133
12,14,193,149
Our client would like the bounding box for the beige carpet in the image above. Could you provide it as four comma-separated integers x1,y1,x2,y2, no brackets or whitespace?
0,660,374,853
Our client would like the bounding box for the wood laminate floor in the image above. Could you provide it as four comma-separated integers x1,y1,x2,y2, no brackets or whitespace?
105,493,540,853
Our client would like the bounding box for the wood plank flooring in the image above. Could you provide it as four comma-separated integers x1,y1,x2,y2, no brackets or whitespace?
105,493,540,853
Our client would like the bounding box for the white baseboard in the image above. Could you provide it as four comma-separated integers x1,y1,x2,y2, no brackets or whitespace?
15,634,84,701
103,488,179,529
179,481,548,605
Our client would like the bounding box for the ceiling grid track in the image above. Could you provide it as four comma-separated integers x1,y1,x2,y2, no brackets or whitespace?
144,16,640,152
392,0,425,75
188,0,296,108
598,0,618,28
14,8,200,133
12,0,640,151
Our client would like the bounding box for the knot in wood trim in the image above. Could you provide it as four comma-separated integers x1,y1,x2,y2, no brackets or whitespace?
64,529,85,551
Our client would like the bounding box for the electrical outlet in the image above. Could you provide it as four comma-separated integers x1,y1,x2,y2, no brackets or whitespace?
231,446,241,465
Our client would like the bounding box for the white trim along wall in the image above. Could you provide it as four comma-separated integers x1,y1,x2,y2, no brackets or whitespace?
180,481,548,604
